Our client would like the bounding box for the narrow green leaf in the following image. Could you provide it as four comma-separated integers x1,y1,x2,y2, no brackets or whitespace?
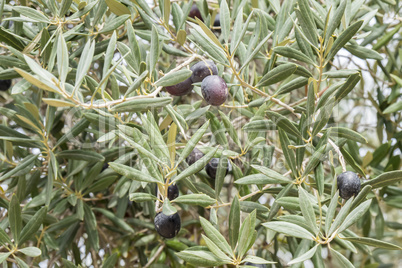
200,216,233,257
57,33,68,84
57,150,105,162
296,0,317,45
288,244,319,265
312,98,335,136
13,6,50,23
302,145,326,177
328,197,353,236
172,194,215,207
274,46,316,65
124,70,149,96
262,221,315,240
111,97,172,112
93,208,134,233
383,101,402,114
362,170,402,189
75,40,95,89
0,253,11,263
238,210,257,258
341,237,402,250
334,73,361,101
220,0,230,43
326,20,363,61
276,77,309,95
202,235,232,262
242,255,276,264
9,194,22,245
299,187,319,235
19,207,48,244
163,0,170,24
129,193,157,202
257,64,297,87
328,127,367,143
172,147,218,183
338,199,372,233
18,247,41,257
344,44,383,60
278,129,297,176
351,185,372,210
0,227,12,247
330,248,354,268
219,111,241,147
229,196,240,249
149,25,160,76
176,247,229,267
0,154,37,182
215,153,229,199
177,121,209,165
267,111,302,138
235,174,290,185
155,69,192,87
109,162,160,183
325,0,346,42
102,253,118,268
99,14,130,33
162,199,177,215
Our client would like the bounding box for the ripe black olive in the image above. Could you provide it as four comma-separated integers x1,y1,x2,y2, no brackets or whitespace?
154,212,181,239
165,77,193,96
0,80,11,91
190,60,218,83
186,148,204,166
188,4,203,21
337,171,361,200
205,158,229,180
201,75,228,106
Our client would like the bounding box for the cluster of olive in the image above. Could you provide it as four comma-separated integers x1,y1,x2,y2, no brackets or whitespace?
154,148,229,239
165,60,228,106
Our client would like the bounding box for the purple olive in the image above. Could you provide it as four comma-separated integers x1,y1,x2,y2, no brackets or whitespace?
154,212,181,239
189,4,203,21
205,158,229,180
186,148,205,166
201,75,228,106
0,80,11,91
165,77,193,96
337,171,361,200
190,60,218,83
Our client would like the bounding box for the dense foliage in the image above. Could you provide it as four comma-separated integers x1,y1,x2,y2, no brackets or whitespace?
0,0,401,267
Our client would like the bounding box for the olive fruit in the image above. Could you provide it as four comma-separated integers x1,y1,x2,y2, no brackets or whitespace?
201,75,228,106
186,148,204,166
337,171,361,200
190,60,218,83
156,180,179,200
0,79,11,91
213,14,220,27
189,4,202,21
165,77,193,96
154,212,181,239
243,263,267,268
205,158,229,180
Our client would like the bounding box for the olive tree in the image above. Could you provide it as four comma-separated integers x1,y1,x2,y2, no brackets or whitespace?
0,0,401,267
